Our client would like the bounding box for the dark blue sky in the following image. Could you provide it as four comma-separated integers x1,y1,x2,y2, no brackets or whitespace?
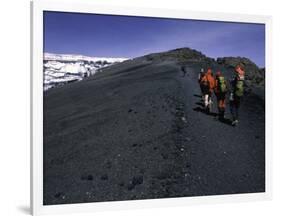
44,11,265,67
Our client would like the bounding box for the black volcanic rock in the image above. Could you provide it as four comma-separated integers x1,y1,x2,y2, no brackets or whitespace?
143,47,216,64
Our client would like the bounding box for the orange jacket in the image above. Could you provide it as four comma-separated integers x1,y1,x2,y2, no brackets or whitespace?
205,69,215,90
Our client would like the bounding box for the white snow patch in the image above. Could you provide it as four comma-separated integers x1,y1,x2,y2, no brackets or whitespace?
43,53,128,91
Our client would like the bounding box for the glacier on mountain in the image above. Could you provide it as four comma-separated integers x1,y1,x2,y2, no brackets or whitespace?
43,53,128,91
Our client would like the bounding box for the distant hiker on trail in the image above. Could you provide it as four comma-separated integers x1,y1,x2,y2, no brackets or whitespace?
200,68,215,113
214,71,228,120
181,65,187,77
229,63,245,126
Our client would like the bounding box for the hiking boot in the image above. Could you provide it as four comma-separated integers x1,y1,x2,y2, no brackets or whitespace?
232,120,239,126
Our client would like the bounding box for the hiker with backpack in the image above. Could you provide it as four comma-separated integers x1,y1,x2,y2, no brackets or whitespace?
214,71,228,120
181,65,187,77
229,63,245,126
200,68,215,113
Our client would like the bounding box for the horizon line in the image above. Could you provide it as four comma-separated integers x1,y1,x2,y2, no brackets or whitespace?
43,48,264,68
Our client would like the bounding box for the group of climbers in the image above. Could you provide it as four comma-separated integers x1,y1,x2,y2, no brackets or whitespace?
198,64,245,126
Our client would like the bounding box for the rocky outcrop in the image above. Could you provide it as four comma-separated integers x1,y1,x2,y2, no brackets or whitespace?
217,57,265,87
143,47,216,64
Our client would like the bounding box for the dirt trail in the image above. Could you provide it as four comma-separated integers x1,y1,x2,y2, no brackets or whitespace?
178,66,265,195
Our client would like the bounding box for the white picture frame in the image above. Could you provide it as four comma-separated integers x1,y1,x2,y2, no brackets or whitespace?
31,0,273,215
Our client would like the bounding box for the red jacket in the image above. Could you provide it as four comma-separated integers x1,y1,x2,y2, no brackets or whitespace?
204,70,215,91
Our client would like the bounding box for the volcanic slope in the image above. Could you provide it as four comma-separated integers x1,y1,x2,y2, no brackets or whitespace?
43,48,265,205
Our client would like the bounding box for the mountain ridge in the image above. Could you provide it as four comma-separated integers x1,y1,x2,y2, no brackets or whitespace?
44,47,265,98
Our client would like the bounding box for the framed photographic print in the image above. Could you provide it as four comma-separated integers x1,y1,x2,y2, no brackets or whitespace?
31,0,272,215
